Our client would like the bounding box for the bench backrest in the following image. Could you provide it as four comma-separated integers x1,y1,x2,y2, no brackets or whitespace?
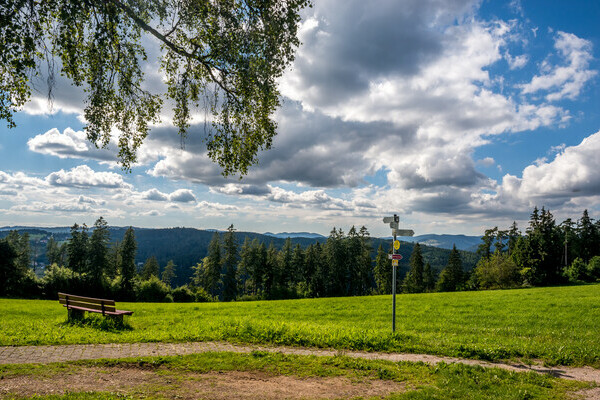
58,292,117,313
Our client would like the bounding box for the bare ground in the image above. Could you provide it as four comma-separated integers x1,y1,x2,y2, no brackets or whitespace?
0,366,405,400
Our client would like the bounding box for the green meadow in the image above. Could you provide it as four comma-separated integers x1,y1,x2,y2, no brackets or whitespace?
1,284,600,367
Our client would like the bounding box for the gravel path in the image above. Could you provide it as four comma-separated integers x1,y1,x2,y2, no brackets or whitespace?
1,341,599,384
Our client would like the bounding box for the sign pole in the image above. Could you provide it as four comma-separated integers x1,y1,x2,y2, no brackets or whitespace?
382,214,413,334
392,229,397,332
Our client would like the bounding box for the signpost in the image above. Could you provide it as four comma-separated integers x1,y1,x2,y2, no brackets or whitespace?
382,214,413,332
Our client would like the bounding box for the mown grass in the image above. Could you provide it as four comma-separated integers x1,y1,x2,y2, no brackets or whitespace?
1,284,600,366
0,352,591,399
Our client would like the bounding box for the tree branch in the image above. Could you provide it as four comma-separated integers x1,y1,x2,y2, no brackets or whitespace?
103,0,238,97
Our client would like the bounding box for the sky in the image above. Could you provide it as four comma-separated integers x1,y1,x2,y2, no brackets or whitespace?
1,0,600,237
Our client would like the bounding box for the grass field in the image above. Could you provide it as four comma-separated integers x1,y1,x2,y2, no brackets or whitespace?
1,284,599,367
0,352,590,399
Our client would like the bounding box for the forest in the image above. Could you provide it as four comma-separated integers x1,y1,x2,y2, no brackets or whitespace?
1,206,599,302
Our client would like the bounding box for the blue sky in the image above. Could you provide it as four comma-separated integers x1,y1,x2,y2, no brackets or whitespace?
1,0,599,237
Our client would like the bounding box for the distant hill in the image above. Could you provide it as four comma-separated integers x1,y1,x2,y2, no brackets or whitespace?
263,232,326,239
2,226,480,287
381,234,482,252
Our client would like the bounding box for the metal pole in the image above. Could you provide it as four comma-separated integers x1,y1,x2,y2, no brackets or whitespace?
392,230,397,332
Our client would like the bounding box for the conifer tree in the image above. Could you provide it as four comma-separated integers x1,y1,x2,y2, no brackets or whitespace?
222,225,239,301
423,262,435,292
263,242,279,298
437,245,463,292
0,238,20,296
119,227,137,298
374,244,391,294
403,243,424,293
67,223,88,273
88,216,110,285
203,233,223,298
507,221,520,256
278,238,293,289
141,256,160,280
358,226,373,296
161,260,177,288
291,243,305,289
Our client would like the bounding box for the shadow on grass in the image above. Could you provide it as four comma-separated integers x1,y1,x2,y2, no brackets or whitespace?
59,314,134,332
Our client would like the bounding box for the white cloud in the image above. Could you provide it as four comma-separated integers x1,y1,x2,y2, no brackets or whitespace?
141,188,169,201
505,52,529,69
502,131,600,200
476,157,496,167
28,128,118,163
168,189,197,203
520,32,597,101
46,165,130,189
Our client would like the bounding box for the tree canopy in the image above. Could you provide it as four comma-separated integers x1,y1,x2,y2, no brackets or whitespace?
1,0,310,175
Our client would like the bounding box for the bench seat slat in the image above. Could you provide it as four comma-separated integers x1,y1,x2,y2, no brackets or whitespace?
59,299,116,312
63,305,133,316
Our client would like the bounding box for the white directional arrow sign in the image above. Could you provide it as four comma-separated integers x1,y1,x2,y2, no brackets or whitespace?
393,229,414,237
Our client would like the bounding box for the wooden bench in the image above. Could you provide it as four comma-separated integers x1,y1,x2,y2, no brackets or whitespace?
58,292,133,322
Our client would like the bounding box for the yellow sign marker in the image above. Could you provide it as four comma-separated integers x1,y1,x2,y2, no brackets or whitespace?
393,240,400,250
392,259,399,266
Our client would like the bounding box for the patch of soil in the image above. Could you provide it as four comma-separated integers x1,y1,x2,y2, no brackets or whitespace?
577,387,600,400
0,367,405,400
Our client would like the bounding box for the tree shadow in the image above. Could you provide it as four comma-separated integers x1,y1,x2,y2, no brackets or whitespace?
59,314,134,332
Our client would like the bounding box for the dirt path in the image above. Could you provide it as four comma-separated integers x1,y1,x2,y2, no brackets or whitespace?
1,341,599,384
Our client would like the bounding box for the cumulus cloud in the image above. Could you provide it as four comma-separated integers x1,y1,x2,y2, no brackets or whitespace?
46,165,130,189
28,128,118,162
141,188,169,201
520,32,597,101
499,131,600,201
168,189,197,203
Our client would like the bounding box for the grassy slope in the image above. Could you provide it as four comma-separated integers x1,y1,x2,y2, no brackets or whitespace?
0,352,589,400
1,284,599,366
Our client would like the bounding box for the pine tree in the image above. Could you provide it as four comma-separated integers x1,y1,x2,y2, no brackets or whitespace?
291,243,305,289
303,244,317,296
578,210,597,263
477,227,496,260
222,225,239,301
119,227,137,298
203,233,222,298
358,226,373,296
423,262,435,292
107,241,121,279
325,228,347,296
67,223,88,273
161,260,177,288
507,221,520,255
403,243,424,293
0,238,20,296
437,245,463,292
88,216,110,285
263,242,279,298
373,244,391,294
141,256,160,280
278,238,293,289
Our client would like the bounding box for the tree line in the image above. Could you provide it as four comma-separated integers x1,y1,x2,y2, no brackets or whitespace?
471,207,600,290
0,219,471,301
5,207,597,302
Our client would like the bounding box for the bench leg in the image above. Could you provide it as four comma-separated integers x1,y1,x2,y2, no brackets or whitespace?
68,309,84,321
